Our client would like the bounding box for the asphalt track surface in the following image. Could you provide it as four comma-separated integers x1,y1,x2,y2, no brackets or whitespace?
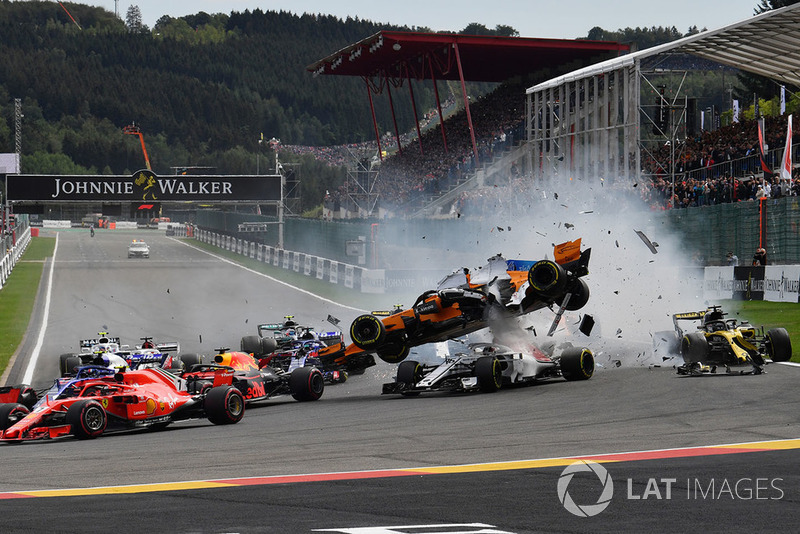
2,230,800,533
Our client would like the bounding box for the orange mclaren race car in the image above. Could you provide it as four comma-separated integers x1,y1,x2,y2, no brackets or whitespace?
327,239,591,368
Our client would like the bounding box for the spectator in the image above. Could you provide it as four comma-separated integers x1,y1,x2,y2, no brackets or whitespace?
726,252,739,266
753,247,768,266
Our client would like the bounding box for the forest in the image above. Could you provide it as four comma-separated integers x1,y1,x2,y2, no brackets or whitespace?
0,1,787,212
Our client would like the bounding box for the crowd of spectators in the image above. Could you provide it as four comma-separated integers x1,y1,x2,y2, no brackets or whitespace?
642,172,800,209
640,114,798,208
285,69,800,219
371,81,526,211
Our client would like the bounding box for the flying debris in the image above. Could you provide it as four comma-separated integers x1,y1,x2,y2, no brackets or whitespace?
579,210,594,214
634,229,659,254
327,314,341,327
564,223,574,229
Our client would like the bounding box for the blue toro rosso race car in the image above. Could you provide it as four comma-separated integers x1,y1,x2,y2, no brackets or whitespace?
264,339,349,384
240,316,370,378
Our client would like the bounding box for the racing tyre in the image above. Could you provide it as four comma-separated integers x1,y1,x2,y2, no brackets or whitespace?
766,328,792,362
260,336,278,355
66,400,107,439
476,356,502,393
396,360,423,386
527,260,568,299
289,367,325,402
560,348,594,381
205,386,245,425
180,353,203,371
63,356,83,376
240,335,263,355
680,333,709,364
15,386,37,409
350,315,386,350
377,343,410,364
59,353,75,376
564,278,590,311
0,403,30,430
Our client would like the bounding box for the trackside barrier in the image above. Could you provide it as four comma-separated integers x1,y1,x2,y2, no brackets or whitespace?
703,265,800,303
193,227,373,292
42,220,72,229
0,227,32,291
165,225,190,237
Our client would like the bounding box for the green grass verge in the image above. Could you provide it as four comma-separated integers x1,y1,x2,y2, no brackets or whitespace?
0,237,56,377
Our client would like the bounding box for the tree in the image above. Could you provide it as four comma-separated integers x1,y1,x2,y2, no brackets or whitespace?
125,5,144,33
755,0,800,14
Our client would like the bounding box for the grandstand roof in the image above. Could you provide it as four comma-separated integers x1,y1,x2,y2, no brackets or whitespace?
530,3,800,92
307,31,630,82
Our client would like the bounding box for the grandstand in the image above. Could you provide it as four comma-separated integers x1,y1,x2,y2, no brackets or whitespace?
527,3,800,194
308,6,800,221
308,31,630,217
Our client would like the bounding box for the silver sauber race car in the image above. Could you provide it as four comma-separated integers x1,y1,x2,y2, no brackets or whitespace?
382,342,594,395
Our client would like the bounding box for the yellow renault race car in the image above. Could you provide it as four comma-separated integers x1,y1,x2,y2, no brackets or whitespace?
666,306,792,375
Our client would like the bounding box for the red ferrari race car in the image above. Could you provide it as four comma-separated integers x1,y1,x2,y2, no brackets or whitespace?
181,348,325,404
346,239,591,365
0,366,244,442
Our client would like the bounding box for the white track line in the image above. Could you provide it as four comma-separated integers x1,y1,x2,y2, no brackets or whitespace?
776,361,800,367
170,237,366,312
22,233,59,385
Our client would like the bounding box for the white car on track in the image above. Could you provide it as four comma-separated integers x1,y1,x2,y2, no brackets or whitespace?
128,240,150,258
382,342,594,395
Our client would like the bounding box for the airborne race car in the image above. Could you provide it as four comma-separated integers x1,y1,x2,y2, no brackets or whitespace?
347,239,591,366
382,342,594,395
656,306,792,375
0,366,244,442
181,349,325,403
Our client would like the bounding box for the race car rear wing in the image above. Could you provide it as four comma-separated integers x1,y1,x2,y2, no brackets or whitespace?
80,336,121,348
257,323,284,337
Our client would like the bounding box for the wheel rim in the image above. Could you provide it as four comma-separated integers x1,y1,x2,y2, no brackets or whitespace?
354,322,379,343
310,372,324,395
227,392,244,417
530,263,557,291
580,350,594,377
492,359,502,388
85,406,105,432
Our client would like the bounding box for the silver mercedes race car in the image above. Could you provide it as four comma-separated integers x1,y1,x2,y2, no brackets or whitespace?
382,342,594,395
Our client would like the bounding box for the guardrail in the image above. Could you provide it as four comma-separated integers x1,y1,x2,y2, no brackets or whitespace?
0,227,32,291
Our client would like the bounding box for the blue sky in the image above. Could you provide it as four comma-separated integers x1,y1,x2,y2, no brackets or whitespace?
66,1,762,39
